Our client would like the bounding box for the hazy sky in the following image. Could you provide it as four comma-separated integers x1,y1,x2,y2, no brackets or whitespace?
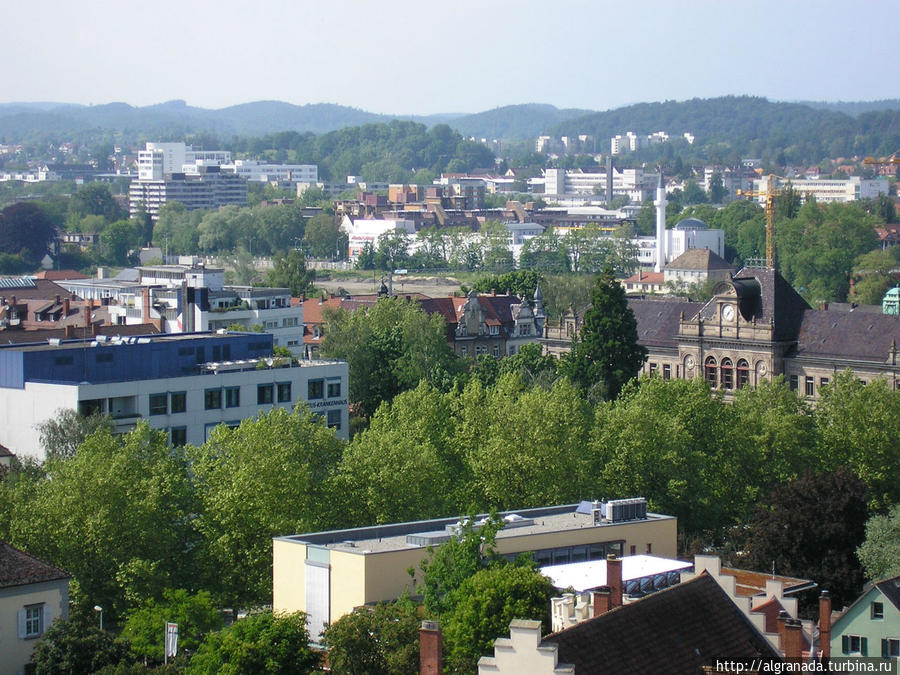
2,0,897,115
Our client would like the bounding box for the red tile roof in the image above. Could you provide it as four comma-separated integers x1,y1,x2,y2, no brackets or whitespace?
0,540,70,589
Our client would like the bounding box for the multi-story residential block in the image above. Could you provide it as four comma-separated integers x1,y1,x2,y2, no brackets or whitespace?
129,165,247,220
0,541,70,675
226,160,317,185
0,331,349,460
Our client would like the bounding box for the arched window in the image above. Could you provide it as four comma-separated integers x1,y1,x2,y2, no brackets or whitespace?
736,359,750,389
720,358,734,390
704,356,718,387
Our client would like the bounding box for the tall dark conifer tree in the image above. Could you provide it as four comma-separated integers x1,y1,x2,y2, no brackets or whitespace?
562,266,646,400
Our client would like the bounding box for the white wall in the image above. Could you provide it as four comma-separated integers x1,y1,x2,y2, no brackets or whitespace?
0,361,348,460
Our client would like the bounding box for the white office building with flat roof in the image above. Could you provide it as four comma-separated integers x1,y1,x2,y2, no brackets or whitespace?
0,332,349,460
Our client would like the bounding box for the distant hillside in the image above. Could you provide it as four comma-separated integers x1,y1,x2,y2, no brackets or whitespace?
796,99,900,117
548,96,900,162
448,104,594,140
0,100,589,144
0,101,400,141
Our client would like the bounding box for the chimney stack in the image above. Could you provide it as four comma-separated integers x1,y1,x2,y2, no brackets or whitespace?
607,554,623,608
63,297,70,316
83,299,91,328
783,618,804,661
64,324,75,339
776,609,789,648
592,586,612,616
818,591,832,660
419,620,443,675
142,287,152,322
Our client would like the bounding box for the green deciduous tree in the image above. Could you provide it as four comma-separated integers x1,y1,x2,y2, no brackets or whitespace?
459,375,591,510
0,202,57,263
443,565,555,673
420,514,503,617
814,372,900,509
303,213,346,259
188,407,344,611
852,248,900,306
122,589,223,664
69,182,126,222
857,505,900,581
591,376,741,535
741,468,869,610
100,219,141,265
560,267,647,400
321,297,461,418
7,423,197,618
333,382,462,525
321,597,421,675
468,269,544,301
186,612,318,675
36,408,114,461
31,613,130,675
265,248,315,297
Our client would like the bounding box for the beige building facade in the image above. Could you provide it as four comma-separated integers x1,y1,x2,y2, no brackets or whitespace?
273,502,677,641
0,542,70,675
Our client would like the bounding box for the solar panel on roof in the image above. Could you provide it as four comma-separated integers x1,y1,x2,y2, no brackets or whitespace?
0,277,37,289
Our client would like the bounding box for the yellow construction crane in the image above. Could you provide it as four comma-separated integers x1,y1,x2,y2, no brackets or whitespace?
736,174,780,268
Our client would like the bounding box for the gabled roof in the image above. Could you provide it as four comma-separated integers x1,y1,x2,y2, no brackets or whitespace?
0,443,12,458
623,271,664,285
665,248,732,272
0,540,70,589
876,576,900,612
751,597,812,650
833,576,900,632
542,573,780,674
33,269,89,281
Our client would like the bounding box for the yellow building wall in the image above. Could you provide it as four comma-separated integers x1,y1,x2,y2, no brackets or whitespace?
494,518,678,560
272,539,308,615
329,550,367,622
363,547,429,606
0,581,69,675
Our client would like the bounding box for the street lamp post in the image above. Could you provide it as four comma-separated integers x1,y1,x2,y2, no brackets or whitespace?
94,605,103,631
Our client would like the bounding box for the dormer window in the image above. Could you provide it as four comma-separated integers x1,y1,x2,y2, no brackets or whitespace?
489,325,499,335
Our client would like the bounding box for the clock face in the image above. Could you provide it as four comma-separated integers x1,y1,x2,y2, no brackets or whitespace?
722,304,735,321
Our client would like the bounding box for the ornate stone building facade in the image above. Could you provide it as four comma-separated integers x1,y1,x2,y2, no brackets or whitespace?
542,265,900,398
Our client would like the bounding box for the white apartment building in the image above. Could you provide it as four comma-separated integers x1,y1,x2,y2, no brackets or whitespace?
138,142,232,180
752,176,889,204
0,332,349,460
226,160,317,185
543,168,656,202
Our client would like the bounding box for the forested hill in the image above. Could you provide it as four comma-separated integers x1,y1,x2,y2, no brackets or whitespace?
550,96,900,163
798,99,900,116
447,103,594,140
0,100,398,139
1,97,899,163
0,100,581,142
